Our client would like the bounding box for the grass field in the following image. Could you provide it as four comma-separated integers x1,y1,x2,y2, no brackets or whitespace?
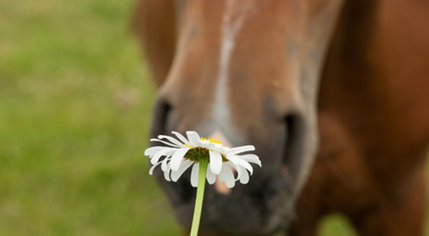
0,0,423,235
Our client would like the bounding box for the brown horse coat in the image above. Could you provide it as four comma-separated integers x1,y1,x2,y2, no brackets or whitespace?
292,1,429,235
132,0,429,235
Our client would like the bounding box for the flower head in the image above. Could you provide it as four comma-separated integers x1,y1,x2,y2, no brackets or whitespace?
145,131,261,188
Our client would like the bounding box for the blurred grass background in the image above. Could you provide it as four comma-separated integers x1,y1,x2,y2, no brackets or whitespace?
0,0,181,235
0,0,420,235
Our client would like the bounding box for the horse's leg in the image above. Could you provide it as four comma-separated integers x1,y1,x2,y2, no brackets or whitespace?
348,169,426,236
131,0,176,86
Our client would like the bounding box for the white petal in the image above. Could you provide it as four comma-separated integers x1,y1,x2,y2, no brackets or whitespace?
209,150,223,175
149,161,162,175
150,138,181,148
226,154,238,165
170,147,190,171
220,163,235,188
171,160,194,182
206,164,216,184
207,142,223,151
172,131,193,146
158,135,187,147
161,157,170,171
238,166,249,184
190,163,200,187
227,162,241,181
144,146,165,156
187,131,201,147
151,148,176,165
225,145,255,155
218,168,224,182
240,154,262,166
227,155,253,174
163,163,171,181
199,140,210,148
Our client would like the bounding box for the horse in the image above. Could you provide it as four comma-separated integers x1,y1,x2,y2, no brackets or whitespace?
132,0,429,235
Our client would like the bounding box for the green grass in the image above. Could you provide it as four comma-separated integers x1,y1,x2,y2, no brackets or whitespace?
0,0,180,235
0,0,423,235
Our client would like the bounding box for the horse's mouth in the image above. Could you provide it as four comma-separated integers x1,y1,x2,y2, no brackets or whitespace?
154,165,296,235
154,161,294,235
152,114,308,235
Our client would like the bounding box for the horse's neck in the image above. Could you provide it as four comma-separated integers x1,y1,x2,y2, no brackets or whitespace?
317,0,429,181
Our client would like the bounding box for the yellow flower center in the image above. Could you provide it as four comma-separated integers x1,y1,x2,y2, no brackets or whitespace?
185,137,224,148
200,137,223,145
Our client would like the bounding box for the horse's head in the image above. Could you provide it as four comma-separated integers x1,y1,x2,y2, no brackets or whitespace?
142,0,342,234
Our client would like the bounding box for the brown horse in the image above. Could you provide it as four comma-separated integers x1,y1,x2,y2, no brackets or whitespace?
132,0,429,235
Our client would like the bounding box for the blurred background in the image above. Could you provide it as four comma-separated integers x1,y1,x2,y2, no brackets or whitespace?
0,0,418,235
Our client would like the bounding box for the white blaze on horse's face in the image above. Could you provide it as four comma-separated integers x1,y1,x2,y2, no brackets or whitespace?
212,1,246,195
213,0,247,127
150,0,343,234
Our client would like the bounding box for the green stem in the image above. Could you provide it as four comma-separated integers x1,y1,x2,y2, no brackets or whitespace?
190,158,208,236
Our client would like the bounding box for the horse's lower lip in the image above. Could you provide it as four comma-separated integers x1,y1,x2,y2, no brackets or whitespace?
164,167,295,235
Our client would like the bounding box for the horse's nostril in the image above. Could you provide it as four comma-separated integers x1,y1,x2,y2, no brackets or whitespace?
149,98,198,204
150,98,172,138
283,114,305,179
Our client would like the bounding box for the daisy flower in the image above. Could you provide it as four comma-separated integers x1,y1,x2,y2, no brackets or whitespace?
144,131,261,188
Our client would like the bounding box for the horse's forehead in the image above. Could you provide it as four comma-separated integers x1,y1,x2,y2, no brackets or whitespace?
167,0,341,134
180,0,290,25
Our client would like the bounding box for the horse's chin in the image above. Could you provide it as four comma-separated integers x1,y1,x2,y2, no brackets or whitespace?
153,161,298,236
